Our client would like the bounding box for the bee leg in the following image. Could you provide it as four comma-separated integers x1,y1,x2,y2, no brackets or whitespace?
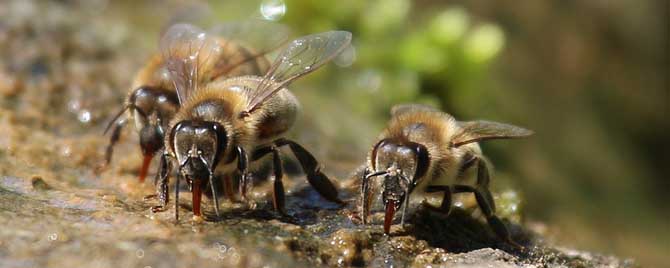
270,146,286,214
475,159,495,211
151,153,171,214
222,175,236,202
424,185,453,215
97,119,126,172
361,168,372,224
208,172,220,218
236,146,249,202
250,145,284,212
453,184,521,249
276,139,344,205
174,171,180,222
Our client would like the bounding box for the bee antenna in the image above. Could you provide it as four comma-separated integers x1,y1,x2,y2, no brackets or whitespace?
104,105,131,135
195,154,220,217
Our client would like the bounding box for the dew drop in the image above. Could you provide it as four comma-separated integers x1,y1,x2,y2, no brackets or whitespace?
61,146,72,157
260,0,286,21
78,110,91,123
67,99,81,113
136,249,145,258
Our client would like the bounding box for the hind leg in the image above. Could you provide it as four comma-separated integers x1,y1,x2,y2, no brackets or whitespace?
276,138,343,205
452,184,521,248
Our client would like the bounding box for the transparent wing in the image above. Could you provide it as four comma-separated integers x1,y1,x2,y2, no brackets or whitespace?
160,23,223,104
245,31,353,113
452,120,534,147
208,20,291,78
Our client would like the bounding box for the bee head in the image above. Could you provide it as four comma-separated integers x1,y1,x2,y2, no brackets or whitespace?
169,120,228,216
124,86,178,182
370,139,430,234
170,120,228,180
130,86,179,156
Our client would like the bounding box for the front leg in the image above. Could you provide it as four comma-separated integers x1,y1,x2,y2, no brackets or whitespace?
277,138,344,205
270,146,286,213
250,144,285,212
151,153,172,213
96,119,126,173
236,146,249,201
361,168,371,224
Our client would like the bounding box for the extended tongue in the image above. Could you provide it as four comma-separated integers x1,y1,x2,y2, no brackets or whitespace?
384,200,396,234
138,153,153,183
192,180,202,217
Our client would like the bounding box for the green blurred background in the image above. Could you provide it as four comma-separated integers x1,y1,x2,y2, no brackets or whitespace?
12,0,666,266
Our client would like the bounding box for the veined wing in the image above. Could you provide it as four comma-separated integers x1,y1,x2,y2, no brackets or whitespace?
244,30,352,114
452,120,533,147
160,23,222,104
208,20,290,78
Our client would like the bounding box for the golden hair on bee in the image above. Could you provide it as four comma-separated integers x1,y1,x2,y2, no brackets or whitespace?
99,20,289,183
152,26,352,221
379,107,459,165
360,104,532,248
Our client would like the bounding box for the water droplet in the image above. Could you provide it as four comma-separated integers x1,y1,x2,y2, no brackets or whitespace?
78,110,91,123
67,99,81,113
61,146,72,157
260,0,286,21
136,249,145,258
160,67,170,79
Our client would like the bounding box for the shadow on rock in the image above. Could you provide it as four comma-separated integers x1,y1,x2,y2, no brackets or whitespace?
410,206,535,255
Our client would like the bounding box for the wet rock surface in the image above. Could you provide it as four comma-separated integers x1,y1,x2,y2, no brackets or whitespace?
0,1,635,267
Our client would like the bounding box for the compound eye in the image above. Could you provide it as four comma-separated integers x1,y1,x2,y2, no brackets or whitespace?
194,127,218,165
396,146,417,177
133,109,149,132
156,94,178,124
173,123,195,164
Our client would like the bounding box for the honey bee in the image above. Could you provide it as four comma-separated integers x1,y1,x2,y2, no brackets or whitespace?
359,104,532,245
151,23,352,220
100,21,289,183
